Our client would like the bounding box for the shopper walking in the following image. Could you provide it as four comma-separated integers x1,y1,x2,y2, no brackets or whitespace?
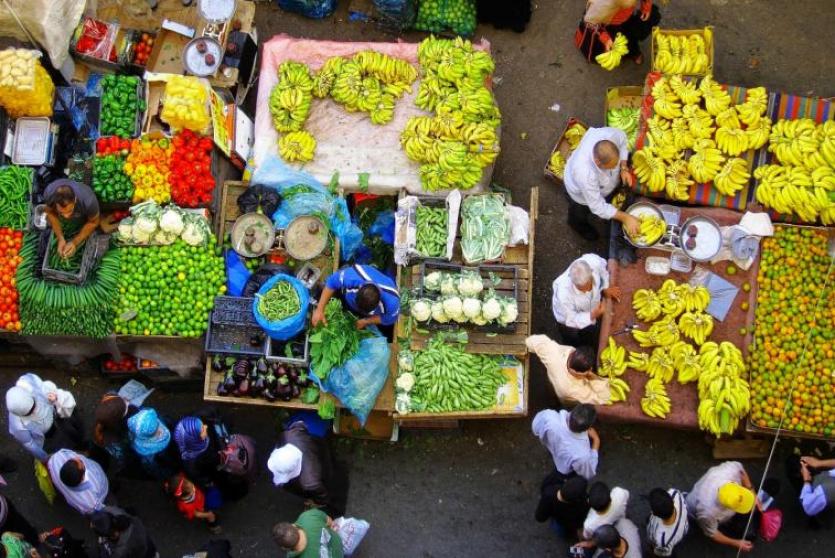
90,506,158,558
6,372,80,461
583,481,630,539
646,487,689,556
92,394,139,476
47,449,110,516
526,336,611,405
532,404,600,480
272,509,344,558
573,520,642,558
535,473,589,540
686,461,758,552
164,473,222,534
127,409,179,480
575,0,661,65
551,254,621,348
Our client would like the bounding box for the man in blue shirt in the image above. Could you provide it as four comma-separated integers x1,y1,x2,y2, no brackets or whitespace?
312,264,400,329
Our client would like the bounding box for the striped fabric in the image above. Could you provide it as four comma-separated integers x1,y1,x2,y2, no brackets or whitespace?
47,449,109,516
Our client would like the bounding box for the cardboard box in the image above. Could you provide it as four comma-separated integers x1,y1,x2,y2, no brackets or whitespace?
210,89,253,170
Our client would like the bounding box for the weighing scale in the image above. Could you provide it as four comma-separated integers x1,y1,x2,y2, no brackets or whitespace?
230,212,275,258
282,215,329,261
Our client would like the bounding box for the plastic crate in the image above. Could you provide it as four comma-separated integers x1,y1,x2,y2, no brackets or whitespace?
265,331,310,366
211,296,258,326
416,260,519,333
41,231,110,284
204,320,266,356
98,78,145,138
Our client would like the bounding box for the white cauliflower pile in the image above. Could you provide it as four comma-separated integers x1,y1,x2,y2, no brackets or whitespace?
115,201,213,247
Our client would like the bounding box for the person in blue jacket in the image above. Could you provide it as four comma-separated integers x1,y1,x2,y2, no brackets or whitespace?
312,264,400,330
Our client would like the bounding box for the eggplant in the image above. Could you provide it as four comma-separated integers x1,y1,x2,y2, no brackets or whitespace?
212,355,225,371
265,371,277,392
223,370,237,390
234,359,251,378
263,388,277,402
254,374,266,394
276,382,292,396
256,358,268,374
224,356,237,367
216,381,228,396
276,366,287,378
291,384,301,399
237,377,250,396
288,368,300,383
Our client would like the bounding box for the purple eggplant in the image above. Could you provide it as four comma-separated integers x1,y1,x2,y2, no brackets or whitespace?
263,388,277,402
237,377,250,396
288,368,300,383
291,384,301,399
277,366,287,378
216,381,228,396
223,370,237,390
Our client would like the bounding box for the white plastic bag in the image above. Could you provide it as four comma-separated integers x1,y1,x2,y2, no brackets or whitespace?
507,205,530,247
333,517,370,556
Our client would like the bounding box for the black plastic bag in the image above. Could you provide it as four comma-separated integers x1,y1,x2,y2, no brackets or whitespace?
236,184,281,217
242,263,293,297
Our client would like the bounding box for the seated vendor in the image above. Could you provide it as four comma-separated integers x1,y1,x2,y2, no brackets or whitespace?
312,264,400,330
43,179,103,258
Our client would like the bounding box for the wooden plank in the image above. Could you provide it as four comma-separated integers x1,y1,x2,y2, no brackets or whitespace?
712,437,770,460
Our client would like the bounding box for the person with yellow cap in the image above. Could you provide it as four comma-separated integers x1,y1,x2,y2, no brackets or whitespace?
685,461,759,553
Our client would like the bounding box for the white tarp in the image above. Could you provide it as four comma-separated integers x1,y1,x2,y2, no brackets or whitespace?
0,0,86,68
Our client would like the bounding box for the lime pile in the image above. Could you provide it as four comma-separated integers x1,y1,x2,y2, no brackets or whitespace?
415,0,477,37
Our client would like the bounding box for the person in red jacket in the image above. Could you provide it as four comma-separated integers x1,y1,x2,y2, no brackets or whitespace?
575,0,662,65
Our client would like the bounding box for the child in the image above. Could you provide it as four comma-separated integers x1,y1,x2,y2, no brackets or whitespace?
165,473,222,534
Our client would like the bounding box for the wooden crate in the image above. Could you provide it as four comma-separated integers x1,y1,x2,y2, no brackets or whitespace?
544,118,588,185
216,180,248,241
203,358,323,411
651,27,714,77
604,86,644,119
392,187,538,421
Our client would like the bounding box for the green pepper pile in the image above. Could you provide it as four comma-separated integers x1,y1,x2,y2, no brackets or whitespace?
100,75,145,138
0,166,32,230
92,154,134,202
257,280,301,321
310,299,373,381
415,205,448,258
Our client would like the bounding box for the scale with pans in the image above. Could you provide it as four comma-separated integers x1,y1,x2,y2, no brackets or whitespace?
230,213,329,262
649,204,723,272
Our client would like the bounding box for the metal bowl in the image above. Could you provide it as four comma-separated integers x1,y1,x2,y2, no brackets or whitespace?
623,201,665,248
182,37,223,77
680,215,722,262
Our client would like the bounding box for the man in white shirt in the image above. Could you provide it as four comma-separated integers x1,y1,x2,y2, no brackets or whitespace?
564,127,640,244
532,404,600,480
647,487,689,557
583,481,630,539
797,455,835,521
573,520,642,558
685,461,757,553
552,254,621,347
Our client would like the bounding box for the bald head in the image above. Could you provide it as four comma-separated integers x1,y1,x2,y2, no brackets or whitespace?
593,140,620,169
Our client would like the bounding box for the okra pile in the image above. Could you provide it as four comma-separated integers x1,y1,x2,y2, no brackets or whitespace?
257,280,301,322
415,205,448,258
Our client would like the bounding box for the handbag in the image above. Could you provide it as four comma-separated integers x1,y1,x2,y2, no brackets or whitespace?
574,20,609,63
758,508,783,542
35,459,57,504
332,517,370,556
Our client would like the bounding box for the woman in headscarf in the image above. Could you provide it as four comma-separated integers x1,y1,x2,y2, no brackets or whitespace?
91,394,139,476
0,531,36,558
575,0,662,66
174,415,248,501
127,409,179,481
5,372,81,462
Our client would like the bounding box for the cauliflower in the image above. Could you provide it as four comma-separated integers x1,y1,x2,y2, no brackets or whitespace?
424,271,443,292
481,296,502,321
457,272,484,297
471,314,489,326
159,207,185,235
451,312,468,323
395,393,411,414
134,215,158,235
398,351,414,372
182,222,207,246
431,301,449,323
439,274,458,296
131,227,153,245
462,297,482,319
117,218,134,241
152,229,176,246
442,296,463,318
396,373,415,393
410,299,432,322
499,298,519,325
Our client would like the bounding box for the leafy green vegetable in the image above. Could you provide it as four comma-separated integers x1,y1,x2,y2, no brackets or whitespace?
317,397,336,419
302,386,320,404
309,299,372,380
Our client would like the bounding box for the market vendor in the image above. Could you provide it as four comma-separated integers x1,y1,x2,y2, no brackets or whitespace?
564,127,640,262
313,264,400,330
43,178,101,258
526,336,610,406
551,254,621,348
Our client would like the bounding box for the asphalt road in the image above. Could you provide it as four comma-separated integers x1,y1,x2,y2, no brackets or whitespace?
2,1,835,557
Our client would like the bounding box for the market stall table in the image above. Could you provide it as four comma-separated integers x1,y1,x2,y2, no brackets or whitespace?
597,202,759,429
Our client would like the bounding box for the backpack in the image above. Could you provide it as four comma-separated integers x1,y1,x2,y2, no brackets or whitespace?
218,434,257,480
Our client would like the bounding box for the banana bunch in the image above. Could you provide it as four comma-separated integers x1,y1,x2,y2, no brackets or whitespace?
460,122,500,166
647,315,680,347
716,126,749,157
669,75,702,106
641,377,672,419
595,33,629,70
745,118,771,150
632,288,662,321
279,61,315,93
547,150,566,178
658,279,687,317
269,81,313,133
633,149,667,192
627,214,666,246
735,88,767,127
607,377,631,403
565,122,587,150
647,346,675,382
670,118,696,151
607,107,640,150
754,164,835,223
654,92,683,120
699,75,731,116
688,142,725,183
353,50,418,87
697,341,750,436
416,73,458,112
679,284,711,312
419,160,482,192
654,30,711,75
632,327,661,348
665,160,693,201
599,337,627,377
278,131,316,163
312,56,345,98
713,157,750,196
683,105,716,140
627,351,650,372
418,37,495,89
670,341,702,383
768,118,822,167
678,311,714,345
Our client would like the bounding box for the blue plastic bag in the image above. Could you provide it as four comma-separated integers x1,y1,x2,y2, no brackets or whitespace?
276,0,337,19
224,249,251,297
252,156,363,261
322,331,390,426
253,274,310,341
373,0,417,30
368,211,395,245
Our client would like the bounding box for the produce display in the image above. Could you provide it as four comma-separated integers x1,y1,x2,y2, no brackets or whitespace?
102,354,137,373
160,75,211,132
0,166,33,230
415,205,448,258
269,61,314,134
635,75,768,200
309,299,373,380
596,34,629,71
169,130,215,207
0,228,22,331
598,337,630,403
114,240,225,337
696,341,750,436
626,214,666,246
99,75,144,138
92,152,133,202
546,122,587,179
401,36,500,191
257,280,301,321
16,234,119,338
607,107,641,150
459,194,508,264
414,0,477,37
213,355,319,404
653,28,712,75
413,269,518,327
73,17,118,63
395,335,505,414
754,119,835,224
115,201,213,247
124,137,173,203
45,232,85,273
750,226,835,436
131,33,155,67
0,48,54,118
279,130,317,163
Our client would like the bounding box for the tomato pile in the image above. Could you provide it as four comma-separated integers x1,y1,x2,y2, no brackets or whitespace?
749,225,835,437
124,137,173,204
0,228,23,331
132,33,155,67
103,354,137,373
169,130,215,207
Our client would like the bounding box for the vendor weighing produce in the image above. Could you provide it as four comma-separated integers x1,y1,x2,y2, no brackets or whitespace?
43,179,106,259
312,264,400,330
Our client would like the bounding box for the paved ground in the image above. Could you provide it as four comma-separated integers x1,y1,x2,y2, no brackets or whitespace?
2,1,835,556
